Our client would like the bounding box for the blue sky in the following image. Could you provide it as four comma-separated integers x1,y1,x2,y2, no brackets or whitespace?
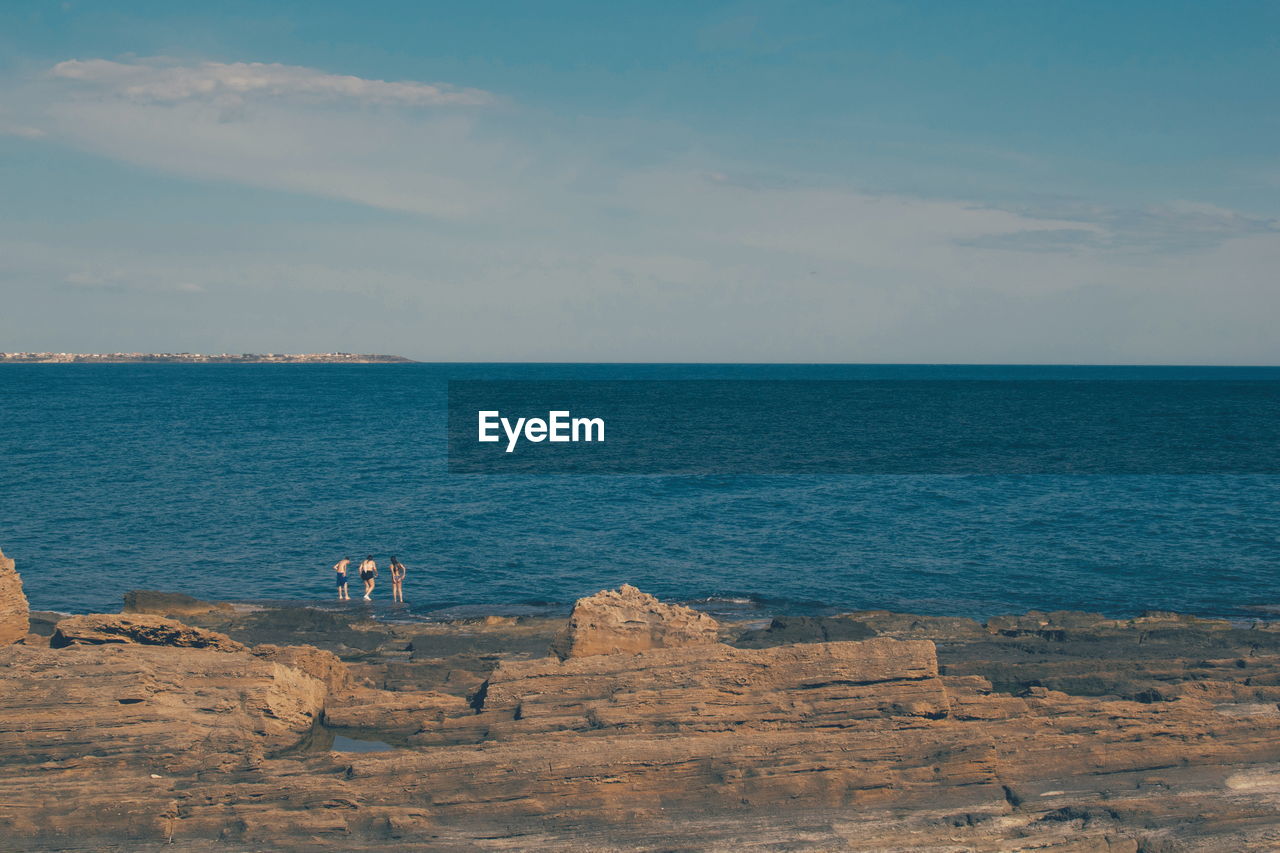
1,1,1277,362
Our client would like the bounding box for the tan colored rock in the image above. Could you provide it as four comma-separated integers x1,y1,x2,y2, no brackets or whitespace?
418,636,944,745
253,643,352,692
0,546,29,645
496,636,941,718
0,644,324,768
324,686,470,734
50,613,246,652
6,603,1280,850
549,584,720,659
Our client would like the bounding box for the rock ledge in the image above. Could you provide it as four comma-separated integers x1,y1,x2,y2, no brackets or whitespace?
0,547,29,645
51,613,246,652
549,583,720,659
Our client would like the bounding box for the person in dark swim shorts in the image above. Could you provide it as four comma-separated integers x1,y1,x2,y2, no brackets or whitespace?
358,555,378,600
333,557,351,601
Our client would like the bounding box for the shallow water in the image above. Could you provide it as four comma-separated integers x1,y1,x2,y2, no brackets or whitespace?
2,363,1278,619
330,734,394,753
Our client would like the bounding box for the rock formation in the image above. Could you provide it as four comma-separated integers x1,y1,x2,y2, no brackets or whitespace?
6,584,1280,849
252,643,352,693
735,614,876,646
549,583,720,659
50,613,246,652
0,644,325,768
0,546,29,644
324,688,468,734
123,589,234,618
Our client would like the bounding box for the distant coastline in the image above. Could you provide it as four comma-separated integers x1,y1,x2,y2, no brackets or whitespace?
0,352,415,364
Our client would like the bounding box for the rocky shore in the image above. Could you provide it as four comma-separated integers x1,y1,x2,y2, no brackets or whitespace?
5,550,1280,850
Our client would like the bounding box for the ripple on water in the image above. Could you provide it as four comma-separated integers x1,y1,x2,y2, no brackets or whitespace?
1,364,1277,619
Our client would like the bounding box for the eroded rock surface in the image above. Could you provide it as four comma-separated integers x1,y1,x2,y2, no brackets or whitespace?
0,546,29,645
7,585,1280,850
549,583,720,659
0,644,324,767
325,687,469,734
50,613,247,652
123,589,234,618
417,636,945,744
252,643,352,693
735,614,876,647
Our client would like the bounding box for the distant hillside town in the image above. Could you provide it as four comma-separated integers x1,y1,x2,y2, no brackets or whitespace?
0,352,415,364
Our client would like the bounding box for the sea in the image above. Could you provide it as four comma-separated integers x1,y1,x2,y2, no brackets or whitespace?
2,363,1278,621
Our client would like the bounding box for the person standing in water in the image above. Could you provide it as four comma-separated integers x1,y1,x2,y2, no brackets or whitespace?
333,557,351,601
358,555,378,600
388,556,406,603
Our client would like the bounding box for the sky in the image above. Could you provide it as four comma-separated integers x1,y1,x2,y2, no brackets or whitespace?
1,0,1277,363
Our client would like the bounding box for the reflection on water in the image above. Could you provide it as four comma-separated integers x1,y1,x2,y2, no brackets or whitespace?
331,734,393,753
274,723,400,757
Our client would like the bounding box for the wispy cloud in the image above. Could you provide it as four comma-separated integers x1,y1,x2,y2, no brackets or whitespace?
3,55,1277,362
48,58,494,107
15,57,517,218
61,268,204,294
16,55,1270,255
0,125,46,138
963,199,1280,253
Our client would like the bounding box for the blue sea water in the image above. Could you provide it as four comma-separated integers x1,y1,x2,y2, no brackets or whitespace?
1,363,1278,619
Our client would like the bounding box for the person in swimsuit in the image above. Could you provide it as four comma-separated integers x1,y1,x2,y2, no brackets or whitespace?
359,555,378,600
388,556,406,603
334,557,351,601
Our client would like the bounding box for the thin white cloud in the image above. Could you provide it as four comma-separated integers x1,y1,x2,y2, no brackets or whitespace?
22,56,1266,252
1,125,45,138
64,271,118,288
964,199,1280,253
59,268,204,295
48,58,494,107
3,56,1277,362
20,58,516,218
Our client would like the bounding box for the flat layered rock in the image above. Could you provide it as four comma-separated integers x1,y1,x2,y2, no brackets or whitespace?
549,584,720,659
253,643,352,692
123,589,234,618
7,587,1280,850
418,637,945,744
0,547,28,645
50,613,246,652
0,644,324,768
735,614,876,647
325,687,470,734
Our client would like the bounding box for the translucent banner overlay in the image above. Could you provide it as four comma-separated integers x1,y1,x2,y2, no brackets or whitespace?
448,379,1280,474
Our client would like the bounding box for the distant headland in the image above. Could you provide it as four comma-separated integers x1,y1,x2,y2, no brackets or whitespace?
0,352,415,364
